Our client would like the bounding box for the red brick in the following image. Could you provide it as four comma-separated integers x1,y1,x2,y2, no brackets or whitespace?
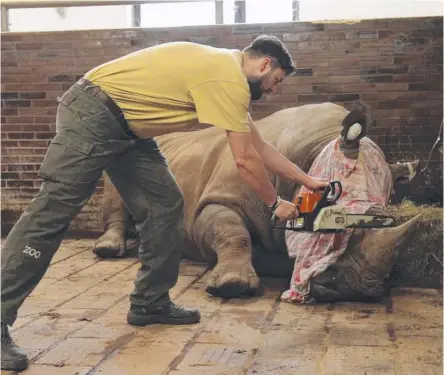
7,180,34,187
2,84,34,92
34,148,50,155
2,108,18,116
1,124,22,131
31,100,58,108
20,172,39,180
7,132,34,139
2,92,19,99
329,75,361,84
361,91,441,101
16,42,43,50
292,76,328,85
280,85,313,94
409,64,442,74
362,75,393,83
411,100,443,108
1,75,45,84
33,117,56,124
411,107,442,117
19,140,48,148
7,161,36,169
20,156,45,163
19,108,47,116
20,92,47,99
1,141,19,147
297,94,328,103
409,82,442,91
394,55,424,65
372,109,412,118
329,93,360,102
295,59,329,68
6,116,35,124
36,132,56,139
1,172,20,180
2,35,23,42
330,58,360,68
375,101,412,109
393,74,426,82
4,100,31,107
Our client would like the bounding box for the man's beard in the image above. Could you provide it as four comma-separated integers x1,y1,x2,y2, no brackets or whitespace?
247,78,263,101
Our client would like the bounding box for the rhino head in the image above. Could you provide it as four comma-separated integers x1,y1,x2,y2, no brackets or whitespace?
309,213,422,302
272,101,422,303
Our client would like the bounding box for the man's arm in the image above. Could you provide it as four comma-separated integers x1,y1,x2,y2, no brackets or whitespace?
225,130,277,206
190,81,300,220
248,116,326,190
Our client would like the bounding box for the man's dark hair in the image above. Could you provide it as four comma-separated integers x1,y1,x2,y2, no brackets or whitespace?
243,35,296,76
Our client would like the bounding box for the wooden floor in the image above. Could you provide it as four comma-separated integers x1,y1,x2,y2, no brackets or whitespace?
2,239,442,375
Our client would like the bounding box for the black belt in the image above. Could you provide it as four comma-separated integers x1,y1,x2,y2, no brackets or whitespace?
76,78,138,139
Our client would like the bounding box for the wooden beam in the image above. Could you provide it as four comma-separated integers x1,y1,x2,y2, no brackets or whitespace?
234,0,245,24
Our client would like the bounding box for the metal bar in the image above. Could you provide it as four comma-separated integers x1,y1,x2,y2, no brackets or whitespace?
132,3,141,26
2,0,216,9
234,0,245,23
292,0,299,21
1,5,9,31
215,0,223,24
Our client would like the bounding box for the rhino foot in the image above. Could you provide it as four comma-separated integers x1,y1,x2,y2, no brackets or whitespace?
93,226,127,259
205,263,260,298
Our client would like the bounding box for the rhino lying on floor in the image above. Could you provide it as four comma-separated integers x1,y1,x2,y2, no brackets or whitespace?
93,102,421,302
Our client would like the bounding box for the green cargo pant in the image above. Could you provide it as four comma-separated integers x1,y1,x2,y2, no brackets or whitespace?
1,83,184,326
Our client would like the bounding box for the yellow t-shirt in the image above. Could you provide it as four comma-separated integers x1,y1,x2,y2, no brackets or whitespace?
84,42,251,138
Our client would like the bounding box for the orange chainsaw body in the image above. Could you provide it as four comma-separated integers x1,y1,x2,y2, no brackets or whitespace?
293,191,323,214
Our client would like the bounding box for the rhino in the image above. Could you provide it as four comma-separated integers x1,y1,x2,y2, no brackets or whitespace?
93,102,421,302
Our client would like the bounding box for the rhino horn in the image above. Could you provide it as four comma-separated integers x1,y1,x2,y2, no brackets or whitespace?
361,214,422,275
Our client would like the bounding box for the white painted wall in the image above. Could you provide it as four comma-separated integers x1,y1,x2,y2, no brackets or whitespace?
298,0,443,21
8,5,133,31
7,0,443,32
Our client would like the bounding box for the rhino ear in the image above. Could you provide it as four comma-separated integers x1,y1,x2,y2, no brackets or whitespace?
339,101,372,159
340,100,372,143
389,159,420,185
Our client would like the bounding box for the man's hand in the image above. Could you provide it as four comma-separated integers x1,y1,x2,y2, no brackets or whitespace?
273,199,299,221
305,177,330,192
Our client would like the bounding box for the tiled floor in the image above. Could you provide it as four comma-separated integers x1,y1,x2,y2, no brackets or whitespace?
2,239,443,375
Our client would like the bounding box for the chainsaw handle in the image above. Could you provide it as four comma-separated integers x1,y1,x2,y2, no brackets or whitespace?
328,181,342,204
271,214,277,227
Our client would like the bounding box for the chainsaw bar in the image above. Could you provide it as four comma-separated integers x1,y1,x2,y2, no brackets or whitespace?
345,214,395,229
311,206,395,232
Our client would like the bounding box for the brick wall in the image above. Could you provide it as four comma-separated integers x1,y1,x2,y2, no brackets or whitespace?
1,16,443,234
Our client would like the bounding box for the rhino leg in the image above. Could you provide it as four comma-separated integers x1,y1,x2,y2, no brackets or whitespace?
251,244,294,278
192,204,260,298
93,172,131,258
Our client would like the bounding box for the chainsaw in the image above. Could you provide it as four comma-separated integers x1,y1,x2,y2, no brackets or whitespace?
271,181,395,232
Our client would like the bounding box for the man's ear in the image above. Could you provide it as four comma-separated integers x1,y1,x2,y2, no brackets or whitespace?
259,57,271,73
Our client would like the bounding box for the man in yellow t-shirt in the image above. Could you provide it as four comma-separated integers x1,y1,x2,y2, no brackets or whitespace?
1,35,328,372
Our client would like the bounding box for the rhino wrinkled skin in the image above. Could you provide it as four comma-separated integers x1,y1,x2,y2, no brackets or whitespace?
94,102,421,302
